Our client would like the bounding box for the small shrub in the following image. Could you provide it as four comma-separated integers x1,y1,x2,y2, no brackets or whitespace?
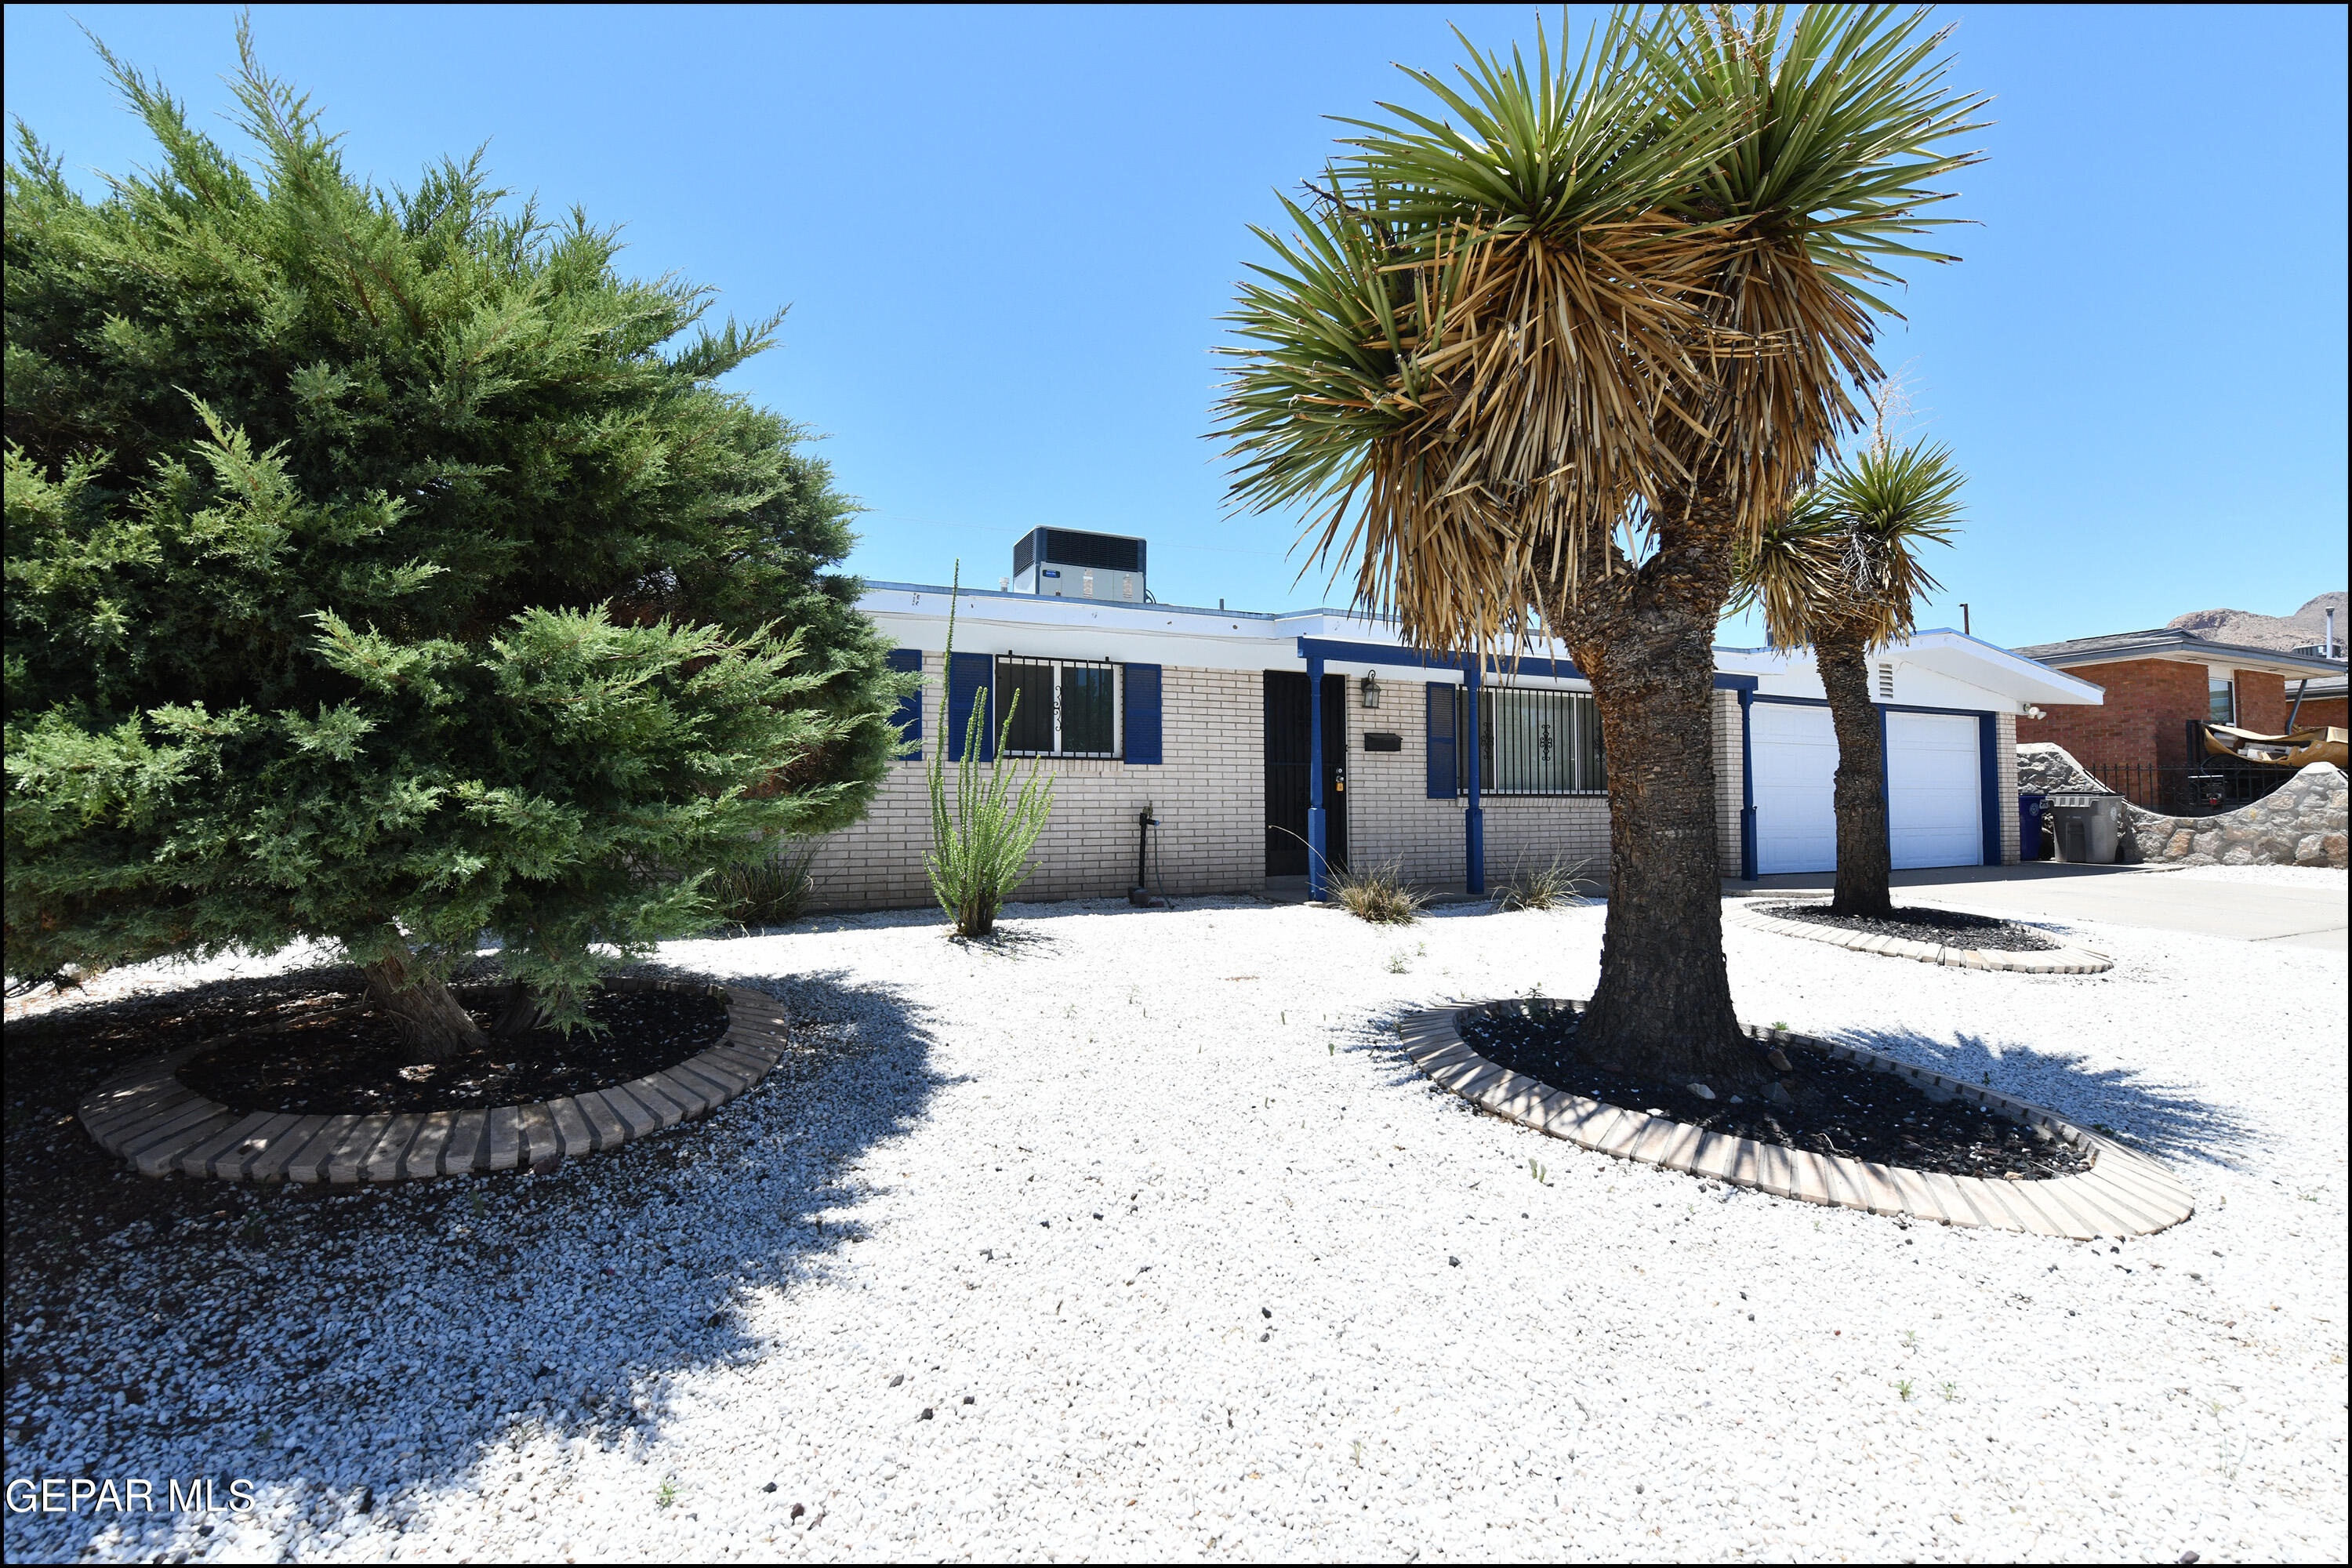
706,841,817,927
1329,859,1426,925
1496,855,1593,911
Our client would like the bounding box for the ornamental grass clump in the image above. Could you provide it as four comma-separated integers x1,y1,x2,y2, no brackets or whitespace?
1329,859,1427,925
1496,855,1594,912
706,840,818,928
925,571,1054,938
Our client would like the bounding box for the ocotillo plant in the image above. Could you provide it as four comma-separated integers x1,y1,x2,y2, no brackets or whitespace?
925,568,1055,937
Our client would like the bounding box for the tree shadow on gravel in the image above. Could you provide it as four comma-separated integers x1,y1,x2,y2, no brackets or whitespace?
1348,996,1471,1097
944,926,1060,959
1830,1026,2257,1170
1317,993,2256,1175
2,961,948,1562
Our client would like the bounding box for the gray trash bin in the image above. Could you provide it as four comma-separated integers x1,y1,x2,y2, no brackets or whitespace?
2046,791,2122,864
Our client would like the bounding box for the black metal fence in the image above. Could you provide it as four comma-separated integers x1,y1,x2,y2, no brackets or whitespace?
2073,757,2295,816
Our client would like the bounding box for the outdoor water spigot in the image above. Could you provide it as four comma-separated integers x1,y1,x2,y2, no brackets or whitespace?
1132,805,1163,905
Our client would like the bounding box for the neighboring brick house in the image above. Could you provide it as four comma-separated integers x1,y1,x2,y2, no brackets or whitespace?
2011,630,2346,809
794,535,2096,913
2288,668,2347,731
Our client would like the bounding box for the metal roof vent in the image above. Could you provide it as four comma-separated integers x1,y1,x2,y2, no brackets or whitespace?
1876,662,1896,699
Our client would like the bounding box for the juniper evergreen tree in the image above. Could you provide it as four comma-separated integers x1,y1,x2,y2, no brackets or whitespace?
5,30,906,1058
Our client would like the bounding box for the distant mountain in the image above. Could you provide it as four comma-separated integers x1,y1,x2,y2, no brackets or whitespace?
2167,590,2347,654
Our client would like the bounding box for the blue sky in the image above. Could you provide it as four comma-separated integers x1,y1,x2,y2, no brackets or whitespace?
6,4,2344,648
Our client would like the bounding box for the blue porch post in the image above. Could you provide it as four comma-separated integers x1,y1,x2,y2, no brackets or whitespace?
1738,686,1759,880
1306,653,1328,900
1465,659,1486,895
1877,705,1891,866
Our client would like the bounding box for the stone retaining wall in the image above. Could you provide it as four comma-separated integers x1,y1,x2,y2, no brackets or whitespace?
2122,762,2346,868
2017,743,2347,868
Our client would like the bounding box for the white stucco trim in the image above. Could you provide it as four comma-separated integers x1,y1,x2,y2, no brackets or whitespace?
1715,630,2107,714
861,589,2095,712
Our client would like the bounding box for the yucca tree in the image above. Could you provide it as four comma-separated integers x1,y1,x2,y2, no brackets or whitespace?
1737,435,1964,917
1217,5,1983,1083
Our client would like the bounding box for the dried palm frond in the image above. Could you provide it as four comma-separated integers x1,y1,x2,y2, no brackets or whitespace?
1218,10,1730,655
1634,3,1988,535
1730,484,1845,649
1214,5,1987,659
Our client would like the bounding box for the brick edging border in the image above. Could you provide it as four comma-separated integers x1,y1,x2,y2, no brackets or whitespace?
1403,999,2192,1238
1725,896,2114,975
76,978,788,1185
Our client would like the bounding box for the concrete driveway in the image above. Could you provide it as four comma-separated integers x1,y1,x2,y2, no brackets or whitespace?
1727,862,2348,953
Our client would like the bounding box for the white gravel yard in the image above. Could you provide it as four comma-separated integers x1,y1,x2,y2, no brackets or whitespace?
5,895,2344,1563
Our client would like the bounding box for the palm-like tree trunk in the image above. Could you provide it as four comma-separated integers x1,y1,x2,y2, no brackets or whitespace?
1817,632,1896,917
1554,488,1760,1089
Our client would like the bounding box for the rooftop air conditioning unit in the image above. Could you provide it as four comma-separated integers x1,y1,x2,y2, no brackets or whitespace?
1011,528,1147,604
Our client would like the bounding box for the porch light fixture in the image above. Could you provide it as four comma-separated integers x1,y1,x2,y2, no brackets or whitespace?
1359,671,1381,710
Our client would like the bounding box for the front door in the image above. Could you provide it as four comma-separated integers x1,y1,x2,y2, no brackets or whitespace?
1263,671,1348,877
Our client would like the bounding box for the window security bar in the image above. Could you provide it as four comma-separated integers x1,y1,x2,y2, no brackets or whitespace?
1456,685,1605,795
996,656,1122,758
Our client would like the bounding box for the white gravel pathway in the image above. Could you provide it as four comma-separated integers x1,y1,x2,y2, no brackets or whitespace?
5,895,2344,1563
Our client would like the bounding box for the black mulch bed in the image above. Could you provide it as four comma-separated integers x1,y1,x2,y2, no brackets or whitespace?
1761,901,2063,953
178,985,728,1115
1459,1004,2091,1181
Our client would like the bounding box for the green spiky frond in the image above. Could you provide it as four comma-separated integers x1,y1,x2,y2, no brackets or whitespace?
1212,4,1987,655
1733,437,1964,650
1637,5,1987,530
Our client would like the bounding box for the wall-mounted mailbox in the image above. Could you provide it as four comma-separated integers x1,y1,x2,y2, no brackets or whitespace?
1363,731,1403,753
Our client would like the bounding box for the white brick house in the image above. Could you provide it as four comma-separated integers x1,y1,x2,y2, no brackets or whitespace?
804,539,2098,913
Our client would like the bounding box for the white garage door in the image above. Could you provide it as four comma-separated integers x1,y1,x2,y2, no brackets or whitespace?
1750,702,1986,874
1886,710,1984,869
1751,702,1838,873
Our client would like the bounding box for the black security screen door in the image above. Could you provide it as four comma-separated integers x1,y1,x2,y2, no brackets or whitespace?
1263,671,1348,877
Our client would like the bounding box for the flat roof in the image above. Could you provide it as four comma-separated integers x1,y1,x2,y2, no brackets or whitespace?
2291,670,2348,699
863,581,1298,622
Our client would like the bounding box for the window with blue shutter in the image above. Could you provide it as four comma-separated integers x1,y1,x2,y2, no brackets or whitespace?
946,652,994,762
1425,681,1457,798
887,648,924,760
1123,663,1162,764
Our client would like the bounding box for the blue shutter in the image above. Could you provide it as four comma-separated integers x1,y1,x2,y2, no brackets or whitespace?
1425,681,1457,798
947,652,993,762
1123,663,1162,764
887,648,924,759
